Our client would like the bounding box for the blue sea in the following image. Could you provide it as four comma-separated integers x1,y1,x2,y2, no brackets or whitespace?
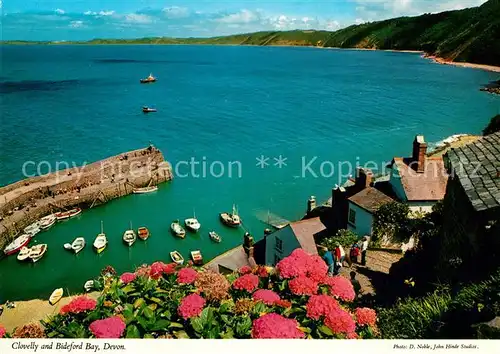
0,45,498,301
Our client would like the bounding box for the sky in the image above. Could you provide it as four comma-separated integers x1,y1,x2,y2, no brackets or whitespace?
0,0,489,41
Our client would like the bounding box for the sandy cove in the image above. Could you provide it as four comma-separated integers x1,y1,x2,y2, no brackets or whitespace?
425,55,500,73
0,292,100,333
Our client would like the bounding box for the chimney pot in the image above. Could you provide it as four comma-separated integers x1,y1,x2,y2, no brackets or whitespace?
412,135,427,173
355,167,374,189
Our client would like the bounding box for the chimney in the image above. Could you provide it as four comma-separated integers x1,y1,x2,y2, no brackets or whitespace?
355,168,373,189
243,232,254,256
307,196,317,213
412,135,427,173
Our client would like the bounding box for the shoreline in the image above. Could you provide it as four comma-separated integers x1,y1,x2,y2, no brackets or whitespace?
424,54,500,73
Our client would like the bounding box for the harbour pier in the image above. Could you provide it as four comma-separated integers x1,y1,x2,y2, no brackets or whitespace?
0,146,173,249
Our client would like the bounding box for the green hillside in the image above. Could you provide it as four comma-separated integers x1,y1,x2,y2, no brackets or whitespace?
3,0,499,65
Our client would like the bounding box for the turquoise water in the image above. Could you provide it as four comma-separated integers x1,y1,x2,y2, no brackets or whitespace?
0,45,498,301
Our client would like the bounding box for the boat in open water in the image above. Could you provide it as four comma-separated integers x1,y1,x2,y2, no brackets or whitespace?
84,280,94,292
171,220,186,238
185,211,201,232
140,73,157,84
142,106,157,113
55,208,82,221
170,251,184,265
49,288,63,305
94,221,107,254
133,186,158,194
209,231,221,243
138,227,150,240
190,250,203,265
4,234,31,255
123,222,137,247
71,237,86,254
29,244,48,263
220,204,241,228
17,247,31,261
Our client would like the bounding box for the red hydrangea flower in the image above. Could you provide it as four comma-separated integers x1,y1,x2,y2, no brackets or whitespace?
324,308,356,337
306,295,340,320
177,268,198,284
347,332,359,339
253,289,280,305
233,274,259,292
276,249,309,279
305,255,328,282
150,261,167,280
0,325,6,338
60,296,97,314
89,316,126,338
275,299,292,308
355,307,377,327
323,276,356,302
289,275,317,296
251,313,304,339
163,263,177,275
119,272,136,284
178,294,206,320
238,265,252,275
256,266,269,278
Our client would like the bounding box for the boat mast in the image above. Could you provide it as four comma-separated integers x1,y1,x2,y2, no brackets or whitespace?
100,220,104,234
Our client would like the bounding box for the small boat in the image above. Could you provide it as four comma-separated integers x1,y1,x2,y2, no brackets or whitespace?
133,186,158,194
171,220,186,238
219,204,241,227
190,250,203,265
170,251,184,265
122,222,136,247
39,214,57,230
63,243,72,250
49,288,63,305
29,244,48,263
55,208,82,221
84,280,94,292
4,234,31,255
71,237,86,254
17,247,31,261
185,211,201,232
24,222,41,237
138,227,149,241
94,221,107,254
142,106,157,113
140,73,157,84
209,231,221,243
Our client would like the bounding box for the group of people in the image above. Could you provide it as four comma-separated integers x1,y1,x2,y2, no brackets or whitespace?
322,237,369,276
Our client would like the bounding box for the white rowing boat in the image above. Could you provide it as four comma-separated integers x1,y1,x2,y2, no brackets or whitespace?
133,186,158,194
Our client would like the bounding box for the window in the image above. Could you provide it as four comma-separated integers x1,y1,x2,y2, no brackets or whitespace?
348,208,356,226
275,238,283,252
274,254,281,265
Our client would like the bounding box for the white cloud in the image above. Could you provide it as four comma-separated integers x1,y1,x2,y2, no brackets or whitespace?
83,10,115,16
216,9,261,24
83,11,95,16
355,18,365,24
99,11,115,16
69,20,84,28
55,9,65,15
325,20,341,30
163,6,190,19
125,13,154,24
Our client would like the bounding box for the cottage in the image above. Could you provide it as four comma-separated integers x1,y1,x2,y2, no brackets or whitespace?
441,132,500,275
347,187,394,236
388,135,448,214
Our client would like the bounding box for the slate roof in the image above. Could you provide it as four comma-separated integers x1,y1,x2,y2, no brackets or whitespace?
288,217,327,255
392,157,448,201
348,187,394,213
446,132,500,212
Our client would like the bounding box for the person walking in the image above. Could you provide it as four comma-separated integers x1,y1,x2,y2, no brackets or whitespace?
322,247,335,276
334,243,345,275
350,271,362,296
361,237,369,266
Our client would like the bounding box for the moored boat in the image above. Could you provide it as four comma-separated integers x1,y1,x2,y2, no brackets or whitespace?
4,234,31,255
71,237,86,254
170,251,184,265
133,186,158,194
123,230,137,247
94,221,107,254
140,73,157,83
39,214,57,230
184,213,201,232
138,227,150,240
171,220,186,238
190,250,203,265
24,222,41,237
29,243,48,263
49,288,63,305
219,204,241,227
209,231,221,243
17,247,31,261
84,280,94,292
63,243,72,250
55,208,82,221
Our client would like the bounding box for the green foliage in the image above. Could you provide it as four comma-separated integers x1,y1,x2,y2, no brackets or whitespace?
372,202,411,244
323,229,359,250
483,114,500,135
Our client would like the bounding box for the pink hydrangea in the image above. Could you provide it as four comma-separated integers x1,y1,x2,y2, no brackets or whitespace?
276,249,309,279
253,289,280,305
177,268,198,284
323,276,356,302
119,272,136,284
355,307,377,327
89,316,126,338
256,266,269,278
289,275,317,296
178,294,206,320
306,295,340,320
0,325,6,338
60,296,97,314
238,266,252,275
324,308,356,337
163,263,177,275
233,274,259,292
305,255,328,282
251,313,304,339
150,261,167,280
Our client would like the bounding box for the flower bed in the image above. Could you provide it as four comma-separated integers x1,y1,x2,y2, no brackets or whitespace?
1,249,378,339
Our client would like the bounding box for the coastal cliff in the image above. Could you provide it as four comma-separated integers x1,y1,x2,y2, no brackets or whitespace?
0,147,173,249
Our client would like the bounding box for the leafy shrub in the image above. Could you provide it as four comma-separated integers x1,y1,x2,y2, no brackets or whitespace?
323,229,359,250
372,202,411,244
